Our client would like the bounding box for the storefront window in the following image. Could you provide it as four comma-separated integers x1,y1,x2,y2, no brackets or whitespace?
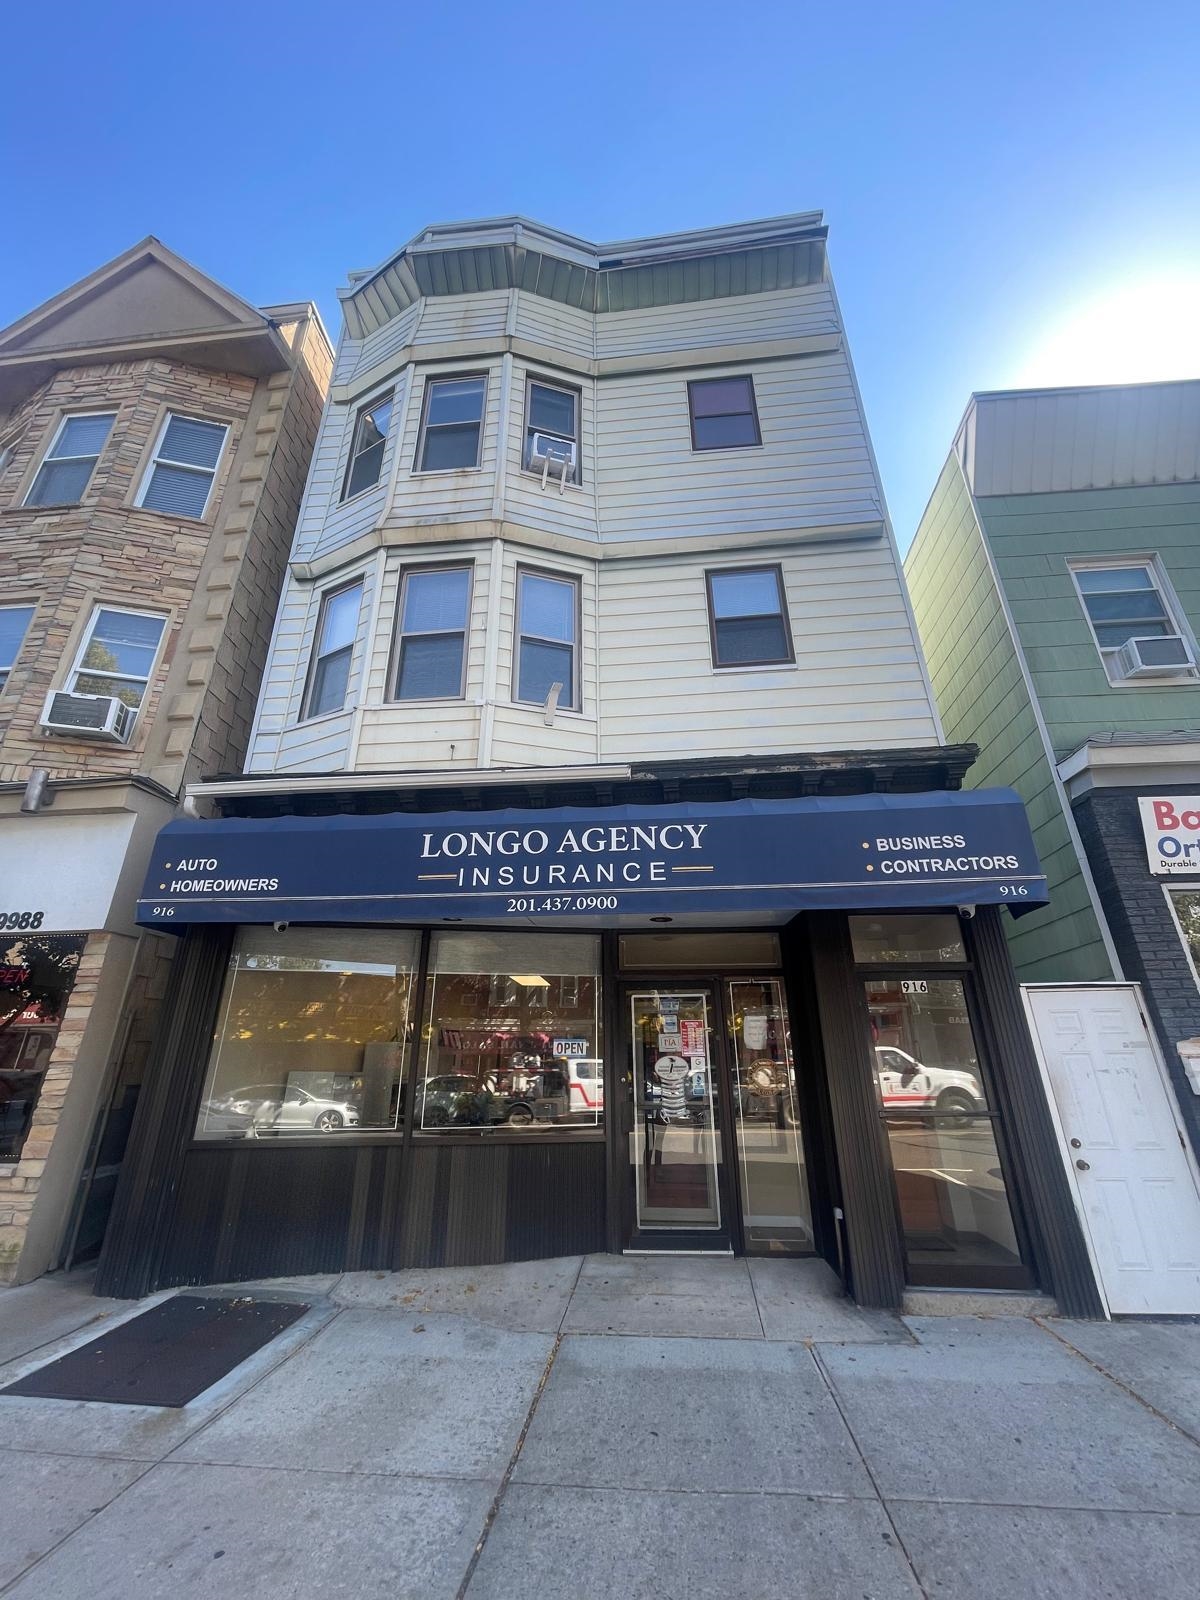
195,929,418,1139
864,976,1031,1288
417,931,602,1134
1166,889,1200,987
850,914,965,965
1,934,86,1162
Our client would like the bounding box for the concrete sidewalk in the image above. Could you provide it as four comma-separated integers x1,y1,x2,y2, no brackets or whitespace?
1,1254,1198,1598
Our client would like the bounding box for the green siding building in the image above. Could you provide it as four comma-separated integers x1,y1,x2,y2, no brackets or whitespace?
905,379,1200,1152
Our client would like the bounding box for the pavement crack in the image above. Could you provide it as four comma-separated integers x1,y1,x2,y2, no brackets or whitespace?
809,1343,931,1599
456,1331,562,1599
1035,1318,1200,1451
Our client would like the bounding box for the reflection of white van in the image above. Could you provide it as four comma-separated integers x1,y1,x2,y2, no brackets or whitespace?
565,1059,604,1115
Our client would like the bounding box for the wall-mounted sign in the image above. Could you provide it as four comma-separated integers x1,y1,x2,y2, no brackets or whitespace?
1140,798,1200,877
136,792,1049,931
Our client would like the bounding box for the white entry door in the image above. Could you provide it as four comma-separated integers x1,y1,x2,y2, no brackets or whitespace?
1024,984,1200,1315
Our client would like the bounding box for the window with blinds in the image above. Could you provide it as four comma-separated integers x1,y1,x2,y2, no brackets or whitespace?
24,413,115,506
136,413,228,519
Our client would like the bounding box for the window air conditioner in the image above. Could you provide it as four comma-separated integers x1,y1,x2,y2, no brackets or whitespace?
1113,635,1196,680
527,432,577,478
41,690,134,742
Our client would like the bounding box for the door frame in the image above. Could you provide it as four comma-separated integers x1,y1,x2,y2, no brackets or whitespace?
1022,980,1200,1319
618,977,741,1253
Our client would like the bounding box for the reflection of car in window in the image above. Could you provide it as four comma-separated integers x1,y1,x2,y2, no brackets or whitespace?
873,1048,982,1117
210,1083,360,1133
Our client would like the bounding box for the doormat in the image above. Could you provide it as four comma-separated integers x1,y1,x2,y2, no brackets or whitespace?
1,1295,309,1409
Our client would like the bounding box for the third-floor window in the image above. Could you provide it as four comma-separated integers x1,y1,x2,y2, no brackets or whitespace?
416,375,487,472
24,412,115,506
687,376,761,451
342,393,393,500
524,378,580,482
136,413,229,519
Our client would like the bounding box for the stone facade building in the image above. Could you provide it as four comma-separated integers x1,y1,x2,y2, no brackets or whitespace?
0,238,330,1282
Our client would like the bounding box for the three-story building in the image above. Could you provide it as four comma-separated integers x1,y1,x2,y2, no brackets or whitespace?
0,239,330,1283
99,216,1098,1315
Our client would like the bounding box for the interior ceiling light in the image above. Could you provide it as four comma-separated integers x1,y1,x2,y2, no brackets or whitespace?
510,974,551,987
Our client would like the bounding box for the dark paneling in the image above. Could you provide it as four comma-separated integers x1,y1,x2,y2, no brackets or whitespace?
806,912,906,1309
397,1141,606,1268
96,928,233,1298
968,907,1104,1318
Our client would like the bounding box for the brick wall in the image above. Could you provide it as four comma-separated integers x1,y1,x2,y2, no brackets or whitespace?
1072,784,1200,1155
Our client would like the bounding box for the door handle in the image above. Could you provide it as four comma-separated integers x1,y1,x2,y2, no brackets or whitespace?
1075,1159,1090,1171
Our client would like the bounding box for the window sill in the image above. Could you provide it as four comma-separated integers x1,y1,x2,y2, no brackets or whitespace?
381,695,469,708
410,466,485,478
129,504,213,526
517,468,584,492
293,705,356,729
690,443,765,456
1101,675,1200,689
510,700,592,720
4,500,85,513
711,661,798,674
337,482,386,508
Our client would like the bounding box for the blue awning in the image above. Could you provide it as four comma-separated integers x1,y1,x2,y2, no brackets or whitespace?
135,789,1048,931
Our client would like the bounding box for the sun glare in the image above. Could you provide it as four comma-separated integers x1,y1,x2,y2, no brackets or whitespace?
1014,272,1200,390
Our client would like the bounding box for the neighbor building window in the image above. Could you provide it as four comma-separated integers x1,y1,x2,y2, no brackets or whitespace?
706,566,794,667
0,605,35,691
1166,889,1200,993
525,378,579,481
392,565,472,701
24,413,115,506
416,931,603,1135
135,413,228,519
514,568,579,709
416,375,486,471
687,376,761,450
1070,561,1194,681
303,581,363,719
67,607,167,709
195,928,419,1139
341,392,393,499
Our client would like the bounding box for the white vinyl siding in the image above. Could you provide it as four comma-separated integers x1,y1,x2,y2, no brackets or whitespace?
291,371,411,563
595,353,881,541
595,282,839,359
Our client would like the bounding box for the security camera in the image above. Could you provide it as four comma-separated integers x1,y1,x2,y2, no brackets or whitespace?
957,905,976,920
273,920,289,933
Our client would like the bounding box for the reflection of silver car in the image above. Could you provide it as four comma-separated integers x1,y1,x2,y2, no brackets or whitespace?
222,1083,360,1133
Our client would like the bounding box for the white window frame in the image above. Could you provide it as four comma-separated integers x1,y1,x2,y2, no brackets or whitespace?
513,565,581,712
340,389,394,502
65,604,168,714
1163,885,1200,997
0,602,36,692
134,412,229,520
523,375,581,483
1067,557,1198,686
300,579,364,722
390,563,474,703
23,411,116,507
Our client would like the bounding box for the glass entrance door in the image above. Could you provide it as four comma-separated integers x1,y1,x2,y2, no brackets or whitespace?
726,978,814,1253
628,988,729,1244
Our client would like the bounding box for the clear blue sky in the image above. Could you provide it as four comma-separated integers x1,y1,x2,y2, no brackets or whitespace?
4,1,1198,545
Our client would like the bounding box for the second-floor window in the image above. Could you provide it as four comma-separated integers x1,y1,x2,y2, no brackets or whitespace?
1070,561,1195,681
515,568,579,710
303,581,363,719
688,376,761,450
68,607,167,709
393,566,472,700
342,392,393,499
525,379,580,481
136,413,228,519
0,604,35,691
24,413,115,506
416,376,486,471
706,566,794,668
